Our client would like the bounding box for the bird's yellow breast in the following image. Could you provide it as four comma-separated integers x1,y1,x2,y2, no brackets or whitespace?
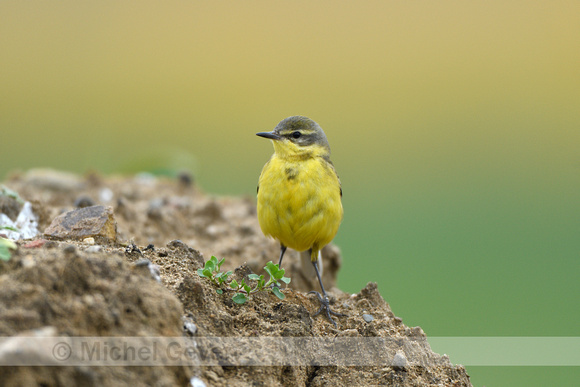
257,154,343,254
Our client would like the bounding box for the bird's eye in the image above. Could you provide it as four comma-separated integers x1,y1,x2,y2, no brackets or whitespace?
292,131,301,139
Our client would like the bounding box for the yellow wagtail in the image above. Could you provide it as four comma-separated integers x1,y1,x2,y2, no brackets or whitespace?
256,116,345,325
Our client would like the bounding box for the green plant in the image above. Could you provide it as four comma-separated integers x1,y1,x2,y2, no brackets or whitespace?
0,237,16,261
197,256,291,304
197,256,232,294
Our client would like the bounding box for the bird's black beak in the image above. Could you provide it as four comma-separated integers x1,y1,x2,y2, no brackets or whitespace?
256,131,281,140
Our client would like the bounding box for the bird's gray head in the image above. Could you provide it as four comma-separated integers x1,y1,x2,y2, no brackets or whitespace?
256,116,331,155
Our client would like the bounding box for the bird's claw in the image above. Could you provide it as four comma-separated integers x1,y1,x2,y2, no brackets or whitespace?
308,291,346,326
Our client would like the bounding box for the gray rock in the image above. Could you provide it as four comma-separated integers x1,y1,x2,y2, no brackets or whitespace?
44,205,117,244
183,318,197,335
363,313,374,323
392,351,407,368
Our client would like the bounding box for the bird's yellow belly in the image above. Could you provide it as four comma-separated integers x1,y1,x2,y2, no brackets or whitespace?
257,156,343,253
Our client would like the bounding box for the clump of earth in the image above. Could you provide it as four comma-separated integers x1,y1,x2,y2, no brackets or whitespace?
0,169,472,386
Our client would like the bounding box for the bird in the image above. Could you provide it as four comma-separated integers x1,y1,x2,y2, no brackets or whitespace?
256,116,345,325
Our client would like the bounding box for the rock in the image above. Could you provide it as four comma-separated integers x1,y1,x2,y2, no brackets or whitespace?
85,245,102,253
0,201,39,240
44,205,117,244
363,313,374,323
190,377,206,387
23,169,84,192
392,351,407,368
99,187,114,203
134,259,161,282
22,239,48,249
74,195,95,208
183,317,197,335
178,171,194,188
0,193,22,221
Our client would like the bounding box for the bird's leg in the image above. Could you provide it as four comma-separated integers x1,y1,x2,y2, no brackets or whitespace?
309,250,346,326
278,244,287,268
270,244,288,289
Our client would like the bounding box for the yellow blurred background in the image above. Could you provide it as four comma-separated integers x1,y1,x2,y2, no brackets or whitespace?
1,2,578,385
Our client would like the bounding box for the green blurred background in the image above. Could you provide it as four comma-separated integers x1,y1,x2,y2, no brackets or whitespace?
1,1,578,385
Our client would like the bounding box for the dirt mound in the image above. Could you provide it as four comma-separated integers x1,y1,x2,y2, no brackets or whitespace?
0,170,471,386
0,245,189,386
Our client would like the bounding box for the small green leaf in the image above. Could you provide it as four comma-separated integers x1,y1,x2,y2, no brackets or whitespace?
274,267,285,280
0,238,17,261
202,268,213,278
230,279,239,289
264,261,277,277
207,256,218,271
280,276,291,284
205,261,215,272
217,257,225,271
216,289,223,294
272,287,285,300
232,293,247,304
197,268,207,278
243,284,251,293
247,274,260,280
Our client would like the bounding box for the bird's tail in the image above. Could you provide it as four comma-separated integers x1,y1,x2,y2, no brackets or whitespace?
300,249,323,279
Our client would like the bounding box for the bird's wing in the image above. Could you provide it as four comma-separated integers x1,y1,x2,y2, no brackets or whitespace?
324,157,342,197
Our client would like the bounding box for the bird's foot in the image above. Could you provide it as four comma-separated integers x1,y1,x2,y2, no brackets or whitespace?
308,291,347,327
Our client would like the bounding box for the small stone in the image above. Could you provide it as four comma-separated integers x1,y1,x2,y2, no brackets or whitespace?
0,194,22,221
178,171,194,187
74,195,95,208
99,188,114,203
1,201,39,240
23,169,83,191
86,245,102,253
183,319,197,335
337,329,360,337
44,241,58,249
21,256,36,268
363,313,374,323
22,239,47,249
134,259,161,282
83,237,95,245
190,377,206,387
44,205,117,244
147,198,165,220
392,351,407,368
63,245,77,254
